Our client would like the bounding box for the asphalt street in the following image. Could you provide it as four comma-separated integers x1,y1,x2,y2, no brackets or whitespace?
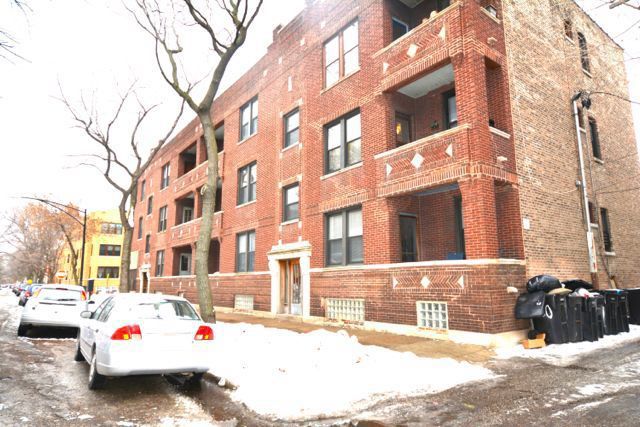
1,294,639,427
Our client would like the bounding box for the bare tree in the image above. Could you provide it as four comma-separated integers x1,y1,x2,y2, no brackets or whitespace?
130,0,263,321
1,0,28,62
59,85,184,292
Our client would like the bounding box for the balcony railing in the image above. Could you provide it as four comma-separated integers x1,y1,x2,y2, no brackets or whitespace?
169,211,223,247
172,151,225,195
374,125,470,197
375,2,461,92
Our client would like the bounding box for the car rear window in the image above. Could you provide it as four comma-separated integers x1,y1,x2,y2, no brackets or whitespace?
38,289,82,302
128,300,200,321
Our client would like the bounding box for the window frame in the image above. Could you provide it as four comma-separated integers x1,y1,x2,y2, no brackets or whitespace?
137,217,143,240
323,20,359,88
155,250,165,276
160,163,171,189
158,205,168,232
577,32,591,73
145,234,151,254
563,19,573,40
600,208,613,252
147,196,153,215
235,230,256,272
283,183,300,222
443,89,458,129
395,111,412,146
96,266,119,279
239,97,259,141
399,214,418,263
325,206,363,267
140,180,146,201
588,117,602,160
324,109,362,174
237,161,257,205
98,244,121,257
284,108,300,148
391,17,409,41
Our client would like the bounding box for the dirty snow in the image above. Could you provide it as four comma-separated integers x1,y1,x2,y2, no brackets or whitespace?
208,322,494,421
495,325,640,366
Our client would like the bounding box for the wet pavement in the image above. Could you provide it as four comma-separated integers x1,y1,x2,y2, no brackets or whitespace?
1,294,640,426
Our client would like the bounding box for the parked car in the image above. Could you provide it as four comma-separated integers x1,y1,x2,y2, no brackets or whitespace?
18,284,43,306
75,293,213,389
18,285,88,336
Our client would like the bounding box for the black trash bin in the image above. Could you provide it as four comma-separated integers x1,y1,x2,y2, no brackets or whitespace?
628,288,640,325
567,295,585,343
594,294,606,338
533,294,570,344
601,290,630,335
581,296,603,342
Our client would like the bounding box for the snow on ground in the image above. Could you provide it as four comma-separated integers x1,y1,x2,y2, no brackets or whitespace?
495,325,640,366
208,322,494,421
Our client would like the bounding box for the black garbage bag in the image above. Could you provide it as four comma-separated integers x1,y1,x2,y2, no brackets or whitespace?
562,279,593,291
515,291,546,319
526,275,561,293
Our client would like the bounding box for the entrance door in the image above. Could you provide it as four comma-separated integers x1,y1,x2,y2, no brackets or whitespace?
280,259,302,315
179,253,192,276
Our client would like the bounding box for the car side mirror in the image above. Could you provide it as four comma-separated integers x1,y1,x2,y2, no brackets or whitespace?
80,311,92,319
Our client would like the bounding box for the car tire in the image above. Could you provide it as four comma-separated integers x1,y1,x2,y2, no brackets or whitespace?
88,351,106,390
17,324,28,337
188,372,205,385
74,333,85,362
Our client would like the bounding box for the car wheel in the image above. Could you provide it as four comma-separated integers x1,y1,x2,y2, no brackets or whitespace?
88,351,106,390
17,324,28,337
74,332,85,362
187,372,205,385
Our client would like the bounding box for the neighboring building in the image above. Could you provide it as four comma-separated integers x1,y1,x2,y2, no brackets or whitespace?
131,0,640,344
58,209,123,291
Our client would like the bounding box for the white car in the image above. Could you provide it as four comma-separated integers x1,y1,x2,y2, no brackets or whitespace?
75,293,214,389
18,284,88,336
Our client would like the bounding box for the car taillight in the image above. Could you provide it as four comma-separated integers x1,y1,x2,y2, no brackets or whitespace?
81,291,87,301
111,324,142,341
194,325,213,341
25,292,31,297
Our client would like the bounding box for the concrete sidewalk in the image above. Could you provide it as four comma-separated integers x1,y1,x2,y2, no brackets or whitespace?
215,310,494,363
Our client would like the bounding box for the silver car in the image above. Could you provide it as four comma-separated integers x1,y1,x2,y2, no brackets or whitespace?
75,293,213,389
18,284,88,336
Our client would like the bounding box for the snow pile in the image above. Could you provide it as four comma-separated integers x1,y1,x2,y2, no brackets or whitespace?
495,325,640,366
208,323,493,420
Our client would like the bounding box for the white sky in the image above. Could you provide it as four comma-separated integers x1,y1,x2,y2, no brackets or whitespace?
0,0,638,217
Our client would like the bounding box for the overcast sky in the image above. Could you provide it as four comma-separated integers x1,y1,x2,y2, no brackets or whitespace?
0,0,638,218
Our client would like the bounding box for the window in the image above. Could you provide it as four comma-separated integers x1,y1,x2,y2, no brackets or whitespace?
564,19,573,39
417,301,448,330
147,196,153,215
158,206,168,232
400,215,418,262
161,163,170,189
91,297,112,321
325,110,361,173
437,0,451,10
100,223,122,235
240,97,259,140
95,298,115,322
284,108,300,148
600,208,613,252
140,180,146,201
137,217,143,239
324,21,359,87
444,90,457,129
145,234,151,254
99,244,121,257
283,183,299,222
237,161,257,205
155,250,165,276
392,17,409,41
236,230,256,272
588,118,602,159
395,112,412,146
96,266,119,279
577,32,590,73
182,206,193,223
326,207,363,266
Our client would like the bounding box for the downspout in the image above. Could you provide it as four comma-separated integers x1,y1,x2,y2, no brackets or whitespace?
571,91,597,278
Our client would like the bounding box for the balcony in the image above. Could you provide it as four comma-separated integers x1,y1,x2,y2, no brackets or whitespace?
375,125,470,197
169,211,223,247
172,152,224,196
375,2,461,93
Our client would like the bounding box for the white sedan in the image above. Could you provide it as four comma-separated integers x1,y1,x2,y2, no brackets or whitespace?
75,293,214,389
18,284,88,336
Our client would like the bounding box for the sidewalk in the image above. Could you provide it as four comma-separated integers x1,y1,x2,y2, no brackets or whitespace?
215,310,494,363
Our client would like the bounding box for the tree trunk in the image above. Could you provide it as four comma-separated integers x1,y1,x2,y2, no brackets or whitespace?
118,192,134,293
194,112,217,322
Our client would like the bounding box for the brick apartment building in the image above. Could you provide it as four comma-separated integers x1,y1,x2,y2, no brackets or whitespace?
130,0,640,344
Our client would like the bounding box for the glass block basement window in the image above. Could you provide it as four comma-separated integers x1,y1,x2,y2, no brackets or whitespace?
326,298,365,323
417,301,448,330
234,294,254,311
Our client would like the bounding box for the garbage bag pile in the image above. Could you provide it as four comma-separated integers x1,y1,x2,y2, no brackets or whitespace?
515,275,639,345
